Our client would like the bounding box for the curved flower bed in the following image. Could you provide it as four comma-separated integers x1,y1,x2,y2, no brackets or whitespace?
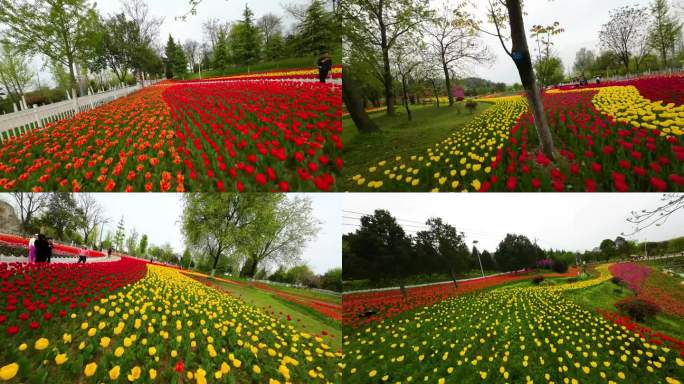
347,75,684,192
342,268,578,328
0,261,341,383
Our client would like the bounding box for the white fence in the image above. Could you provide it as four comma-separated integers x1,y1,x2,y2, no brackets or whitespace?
0,80,161,143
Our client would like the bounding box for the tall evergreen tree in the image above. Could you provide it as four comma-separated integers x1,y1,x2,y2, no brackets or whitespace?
165,35,188,79
213,30,230,70
297,0,334,55
231,5,261,67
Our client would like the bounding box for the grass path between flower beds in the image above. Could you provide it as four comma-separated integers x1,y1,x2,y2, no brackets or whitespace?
191,276,342,351
341,103,491,191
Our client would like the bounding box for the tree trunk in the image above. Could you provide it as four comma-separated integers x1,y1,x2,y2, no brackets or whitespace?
342,72,380,133
431,80,440,108
442,57,453,106
67,60,78,96
401,74,412,121
377,0,394,115
507,0,555,160
211,253,221,276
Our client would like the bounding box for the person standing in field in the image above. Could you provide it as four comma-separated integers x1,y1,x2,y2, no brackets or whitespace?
28,234,37,263
35,234,49,263
47,238,54,263
317,52,332,83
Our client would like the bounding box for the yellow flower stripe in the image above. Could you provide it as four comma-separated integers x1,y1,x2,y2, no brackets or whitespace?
349,97,527,191
2,265,340,383
212,67,342,81
592,86,684,136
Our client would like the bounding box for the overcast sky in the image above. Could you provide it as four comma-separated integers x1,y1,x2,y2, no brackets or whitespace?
449,0,668,84
343,193,684,253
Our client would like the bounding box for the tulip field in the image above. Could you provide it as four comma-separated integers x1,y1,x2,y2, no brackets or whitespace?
349,75,684,192
0,66,343,192
0,258,342,383
342,264,684,384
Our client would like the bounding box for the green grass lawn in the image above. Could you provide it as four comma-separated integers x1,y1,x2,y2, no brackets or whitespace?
193,276,341,351
342,103,490,190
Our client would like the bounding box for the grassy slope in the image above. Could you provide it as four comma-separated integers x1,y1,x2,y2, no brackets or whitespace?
341,103,491,190
267,284,341,305
195,277,341,351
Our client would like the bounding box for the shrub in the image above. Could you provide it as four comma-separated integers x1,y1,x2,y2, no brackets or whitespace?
566,277,578,283
615,297,661,322
551,259,568,273
465,100,478,113
611,276,623,285
532,275,544,285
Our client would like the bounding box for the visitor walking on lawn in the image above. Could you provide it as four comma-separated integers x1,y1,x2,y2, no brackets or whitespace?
28,234,37,263
47,238,53,263
317,52,332,83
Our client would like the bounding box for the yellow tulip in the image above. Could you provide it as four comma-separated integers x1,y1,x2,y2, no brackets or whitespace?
84,362,97,377
54,353,68,365
0,363,19,381
34,337,49,350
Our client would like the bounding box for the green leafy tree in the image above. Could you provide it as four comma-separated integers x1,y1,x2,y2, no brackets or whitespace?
600,238,617,260
36,193,79,241
320,267,342,292
181,248,193,268
573,48,596,77
530,22,565,87
0,42,33,105
534,56,565,86
181,193,279,276
343,210,412,286
258,13,284,60
97,13,143,83
239,195,320,277
414,217,470,286
138,234,148,256
126,228,139,256
648,0,682,67
113,216,126,251
0,0,100,94
341,0,431,116
494,234,543,271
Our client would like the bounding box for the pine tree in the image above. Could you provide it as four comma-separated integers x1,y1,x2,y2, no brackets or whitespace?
297,0,334,56
213,30,230,70
232,5,261,67
165,35,188,79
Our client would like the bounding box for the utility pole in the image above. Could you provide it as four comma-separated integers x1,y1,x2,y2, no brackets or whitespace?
473,240,484,277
